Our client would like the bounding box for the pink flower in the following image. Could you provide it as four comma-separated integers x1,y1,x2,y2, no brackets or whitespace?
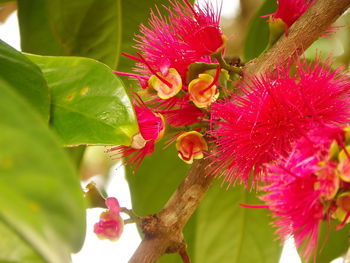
160,102,206,127
261,127,344,260
169,0,225,56
209,58,350,186
176,131,208,164
116,0,224,88
268,0,315,28
108,95,165,171
94,197,124,241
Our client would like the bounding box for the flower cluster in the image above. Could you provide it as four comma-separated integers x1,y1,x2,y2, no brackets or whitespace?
105,0,350,260
209,58,350,186
261,126,350,260
111,0,233,169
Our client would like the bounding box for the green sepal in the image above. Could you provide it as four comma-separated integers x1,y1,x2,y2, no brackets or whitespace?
267,18,286,48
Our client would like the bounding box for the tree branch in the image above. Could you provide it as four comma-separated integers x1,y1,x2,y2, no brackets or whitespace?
129,0,350,262
129,158,214,263
245,0,350,76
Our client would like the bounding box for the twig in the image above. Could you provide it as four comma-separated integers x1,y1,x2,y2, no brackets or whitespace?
244,0,350,76
129,0,350,262
179,246,191,263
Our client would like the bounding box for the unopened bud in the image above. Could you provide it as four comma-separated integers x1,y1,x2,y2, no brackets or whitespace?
337,146,350,182
176,131,208,164
94,197,124,241
148,68,182,99
188,73,219,108
333,192,350,223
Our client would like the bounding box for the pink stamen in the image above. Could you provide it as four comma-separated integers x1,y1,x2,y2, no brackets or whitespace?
184,0,197,17
335,209,350,230
121,52,143,63
113,71,147,80
239,203,269,209
136,53,173,89
199,66,220,95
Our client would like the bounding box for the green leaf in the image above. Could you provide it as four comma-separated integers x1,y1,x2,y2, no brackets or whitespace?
0,40,49,121
193,182,281,263
0,79,86,262
17,0,121,68
118,0,171,73
126,141,189,216
26,54,138,147
244,0,277,61
305,222,349,263
0,221,43,263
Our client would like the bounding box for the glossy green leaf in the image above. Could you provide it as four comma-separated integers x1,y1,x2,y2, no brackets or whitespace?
193,182,281,263
26,54,138,147
0,79,86,262
244,0,277,61
0,40,49,121
17,0,121,68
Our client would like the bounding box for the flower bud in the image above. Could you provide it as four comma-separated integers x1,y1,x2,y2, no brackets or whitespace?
148,68,182,99
267,17,286,46
315,164,339,200
337,146,350,182
333,192,350,223
176,131,208,164
94,197,124,241
188,73,219,108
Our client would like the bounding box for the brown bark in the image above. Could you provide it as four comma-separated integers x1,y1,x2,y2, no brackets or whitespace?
129,0,350,262
129,158,214,263
245,0,350,76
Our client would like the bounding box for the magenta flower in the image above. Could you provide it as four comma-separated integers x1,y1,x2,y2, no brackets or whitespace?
108,95,165,171
209,58,350,186
261,126,344,260
94,197,124,241
116,0,223,88
160,102,206,127
169,0,224,57
268,0,315,28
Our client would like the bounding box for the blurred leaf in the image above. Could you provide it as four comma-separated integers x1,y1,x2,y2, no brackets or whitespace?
118,0,168,73
26,54,138,147
305,222,349,263
244,0,277,61
0,0,14,4
17,0,121,68
0,221,43,263
305,36,343,61
193,182,281,263
126,140,189,216
0,79,86,262
0,40,49,121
